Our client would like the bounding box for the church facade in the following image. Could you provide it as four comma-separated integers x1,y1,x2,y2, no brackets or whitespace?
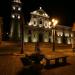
24,7,74,45
10,0,75,48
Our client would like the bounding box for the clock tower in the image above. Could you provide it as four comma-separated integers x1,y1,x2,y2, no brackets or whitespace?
10,0,22,41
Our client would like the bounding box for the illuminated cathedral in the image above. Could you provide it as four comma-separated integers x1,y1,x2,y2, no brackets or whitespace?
10,0,75,48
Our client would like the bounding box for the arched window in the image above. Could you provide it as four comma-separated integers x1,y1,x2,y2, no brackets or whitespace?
39,20,42,24
33,18,37,26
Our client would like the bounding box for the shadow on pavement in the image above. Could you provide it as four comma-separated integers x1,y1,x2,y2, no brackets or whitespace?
17,63,71,75
44,63,71,70
17,65,41,75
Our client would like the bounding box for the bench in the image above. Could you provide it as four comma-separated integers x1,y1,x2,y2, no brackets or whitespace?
20,53,45,68
55,56,68,64
44,56,68,66
20,55,33,68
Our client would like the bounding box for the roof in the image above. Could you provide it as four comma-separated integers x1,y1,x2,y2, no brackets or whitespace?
30,7,49,18
13,0,21,3
55,25,72,31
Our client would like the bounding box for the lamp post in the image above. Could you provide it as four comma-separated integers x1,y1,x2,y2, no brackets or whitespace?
51,19,58,51
34,18,58,52
20,15,24,54
20,19,24,54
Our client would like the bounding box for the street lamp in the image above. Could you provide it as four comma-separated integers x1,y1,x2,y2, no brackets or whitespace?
51,19,58,51
34,18,58,52
20,14,24,54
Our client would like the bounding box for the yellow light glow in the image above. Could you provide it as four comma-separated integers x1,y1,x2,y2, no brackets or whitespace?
12,14,15,18
44,38,48,42
44,24,48,28
57,32,63,36
65,33,69,37
52,19,58,27
18,7,21,11
57,37,62,44
13,6,16,10
49,21,51,25
28,22,32,26
24,38,28,42
48,21,51,28
18,15,20,19
39,24,42,27
71,33,73,37
52,19,55,23
32,38,37,42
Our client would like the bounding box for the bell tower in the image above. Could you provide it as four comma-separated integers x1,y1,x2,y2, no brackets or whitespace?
10,0,22,41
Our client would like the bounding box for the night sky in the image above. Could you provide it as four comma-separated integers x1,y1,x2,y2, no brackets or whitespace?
0,0,75,33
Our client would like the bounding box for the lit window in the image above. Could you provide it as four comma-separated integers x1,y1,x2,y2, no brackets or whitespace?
65,33,69,37
33,21,37,26
57,37,62,44
24,38,28,42
67,38,71,44
57,31,63,36
33,19,37,26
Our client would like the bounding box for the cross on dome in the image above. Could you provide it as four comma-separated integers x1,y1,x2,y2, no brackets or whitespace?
40,7,42,10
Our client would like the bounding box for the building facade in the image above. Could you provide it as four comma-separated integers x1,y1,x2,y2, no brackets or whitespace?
10,0,75,46
24,7,74,45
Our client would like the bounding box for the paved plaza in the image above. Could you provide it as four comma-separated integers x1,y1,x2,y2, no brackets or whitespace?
0,42,75,75
0,53,75,75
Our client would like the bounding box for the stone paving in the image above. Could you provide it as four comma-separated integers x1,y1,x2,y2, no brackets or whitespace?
0,52,75,75
0,42,75,75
